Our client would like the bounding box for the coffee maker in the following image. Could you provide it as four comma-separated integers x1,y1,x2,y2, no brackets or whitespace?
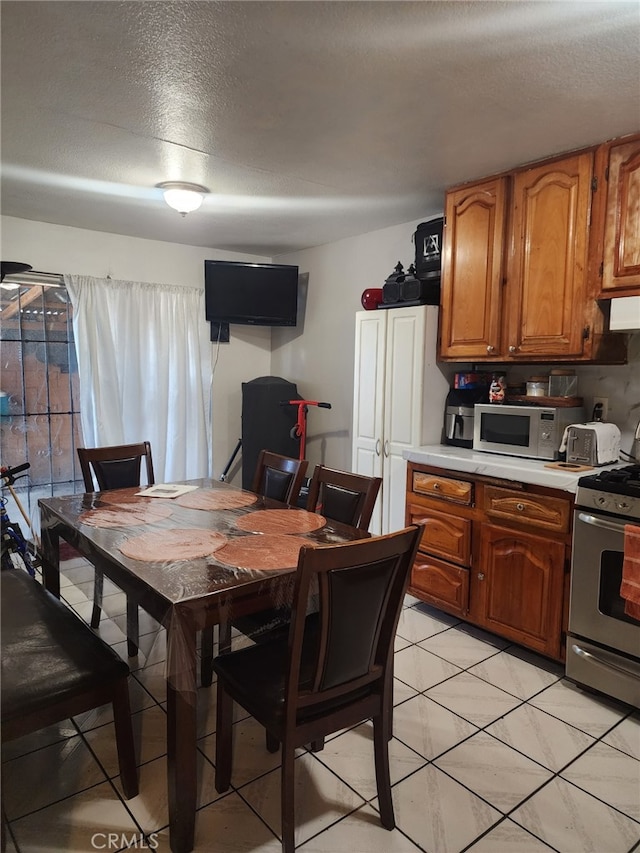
444,387,486,448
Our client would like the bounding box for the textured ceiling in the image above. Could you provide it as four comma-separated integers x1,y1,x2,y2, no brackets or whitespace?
1,1,639,256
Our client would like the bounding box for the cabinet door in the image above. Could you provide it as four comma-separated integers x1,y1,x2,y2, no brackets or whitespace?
601,136,640,293
439,177,508,359
473,523,565,659
352,311,386,532
507,153,593,358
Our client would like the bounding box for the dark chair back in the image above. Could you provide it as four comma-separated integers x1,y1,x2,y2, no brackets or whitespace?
286,526,419,707
306,465,381,530
78,442,155,492
212,525,422,852
251,449,308,506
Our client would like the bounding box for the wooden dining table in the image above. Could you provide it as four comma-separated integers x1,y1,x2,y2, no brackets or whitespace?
38,478,369,853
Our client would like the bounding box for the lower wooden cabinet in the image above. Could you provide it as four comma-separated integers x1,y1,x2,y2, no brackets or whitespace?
406,462,572,661
472,523,566,659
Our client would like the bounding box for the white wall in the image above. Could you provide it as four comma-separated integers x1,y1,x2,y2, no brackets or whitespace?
273,215,449,472
5,213,638,481
1,215,273,481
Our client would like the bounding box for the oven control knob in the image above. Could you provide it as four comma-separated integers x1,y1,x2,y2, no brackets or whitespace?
595,495,610,509
615,500,632,513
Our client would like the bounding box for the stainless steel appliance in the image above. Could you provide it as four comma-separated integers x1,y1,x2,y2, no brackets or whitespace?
565,422,621,466
444,388,484,448
473,403,585,461
567,465,640,707
632,418,640,463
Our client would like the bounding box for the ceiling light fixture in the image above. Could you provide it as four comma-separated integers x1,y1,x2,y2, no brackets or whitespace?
157,182,209,216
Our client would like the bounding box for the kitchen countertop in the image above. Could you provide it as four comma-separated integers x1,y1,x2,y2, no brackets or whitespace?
403,445,626,493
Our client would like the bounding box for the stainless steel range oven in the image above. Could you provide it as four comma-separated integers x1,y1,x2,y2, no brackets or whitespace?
567,465,640,708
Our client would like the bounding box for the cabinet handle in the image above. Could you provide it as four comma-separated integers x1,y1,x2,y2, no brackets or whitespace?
516,502,525,511
432,482,440,490
509,345,517,353
375,439,381,457
486,345,495,353
383,440,390,458
477,572,485,580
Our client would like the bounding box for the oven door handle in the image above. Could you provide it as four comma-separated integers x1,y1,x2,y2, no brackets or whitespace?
577,511,630,535
572,643,640,679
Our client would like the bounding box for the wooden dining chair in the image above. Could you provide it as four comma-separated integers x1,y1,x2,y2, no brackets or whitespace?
212,525,422,853
251,449,308,506
220,465,383,654
200,449,308,687
1,568,138,839
305,465,382,531
77,441,155,657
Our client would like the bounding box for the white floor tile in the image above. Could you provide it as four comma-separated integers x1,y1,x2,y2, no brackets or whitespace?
529,678,632,737
510,777,640,853
396,606,457,643
240,752,366,846
561,740,640,820
434,730,552,812
392,764,501,853
392,694,478,760
9,781,142,853
2,734,110,820
393,644,462,692
418,625,508,669
468,649,562,700
485,704,595,772
465,818,556,852
602,711,640,760
426,671,522,726
313,722,427,799
300,803,423,852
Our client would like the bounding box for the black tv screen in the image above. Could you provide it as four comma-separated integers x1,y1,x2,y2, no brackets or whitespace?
204,260,299,326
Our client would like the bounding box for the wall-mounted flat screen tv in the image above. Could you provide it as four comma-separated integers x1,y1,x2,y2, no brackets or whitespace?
204,260,299,326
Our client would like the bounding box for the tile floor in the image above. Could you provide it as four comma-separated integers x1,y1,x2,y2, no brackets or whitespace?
2,556,639,853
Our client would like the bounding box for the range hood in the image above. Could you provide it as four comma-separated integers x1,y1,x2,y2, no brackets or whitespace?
609,296,640,332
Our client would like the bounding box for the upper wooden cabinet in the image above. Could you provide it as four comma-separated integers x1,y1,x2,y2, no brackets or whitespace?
439,177,507,360
506,154,592,359
439,139,631,363
593,133,640,297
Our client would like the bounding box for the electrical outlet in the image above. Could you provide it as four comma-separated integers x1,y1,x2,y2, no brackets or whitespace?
592,396,608,421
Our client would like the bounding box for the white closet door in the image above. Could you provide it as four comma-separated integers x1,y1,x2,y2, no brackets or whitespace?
352,310,386,533
382,306,427,533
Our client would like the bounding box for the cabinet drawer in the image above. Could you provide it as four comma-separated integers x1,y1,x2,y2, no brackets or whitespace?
412,472,473,505
407,503,472,566
483,486,570,533
411,554,469,616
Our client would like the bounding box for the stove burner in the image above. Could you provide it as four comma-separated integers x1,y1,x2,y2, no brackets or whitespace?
593,465,640,484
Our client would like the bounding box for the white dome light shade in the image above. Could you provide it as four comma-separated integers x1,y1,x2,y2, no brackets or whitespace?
157,182,209,215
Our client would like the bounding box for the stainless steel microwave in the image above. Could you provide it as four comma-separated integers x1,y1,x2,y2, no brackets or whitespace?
473,403,585,460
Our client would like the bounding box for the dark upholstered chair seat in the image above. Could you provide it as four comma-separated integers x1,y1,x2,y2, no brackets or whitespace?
1,569,130,723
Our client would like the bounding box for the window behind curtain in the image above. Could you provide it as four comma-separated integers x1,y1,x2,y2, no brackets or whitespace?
0,274,84,536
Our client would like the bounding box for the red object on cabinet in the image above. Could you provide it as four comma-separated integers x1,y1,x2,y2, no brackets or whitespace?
361,288,383,310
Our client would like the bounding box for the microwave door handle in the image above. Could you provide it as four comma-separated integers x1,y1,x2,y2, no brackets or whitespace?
577,511,630,535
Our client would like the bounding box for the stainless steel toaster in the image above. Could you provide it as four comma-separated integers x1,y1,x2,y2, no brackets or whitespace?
565,422,621,466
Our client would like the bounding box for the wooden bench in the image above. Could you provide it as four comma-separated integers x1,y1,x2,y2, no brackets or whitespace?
1,569,138,845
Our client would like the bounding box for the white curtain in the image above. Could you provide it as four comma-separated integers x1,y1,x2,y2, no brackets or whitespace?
64,275,211,482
